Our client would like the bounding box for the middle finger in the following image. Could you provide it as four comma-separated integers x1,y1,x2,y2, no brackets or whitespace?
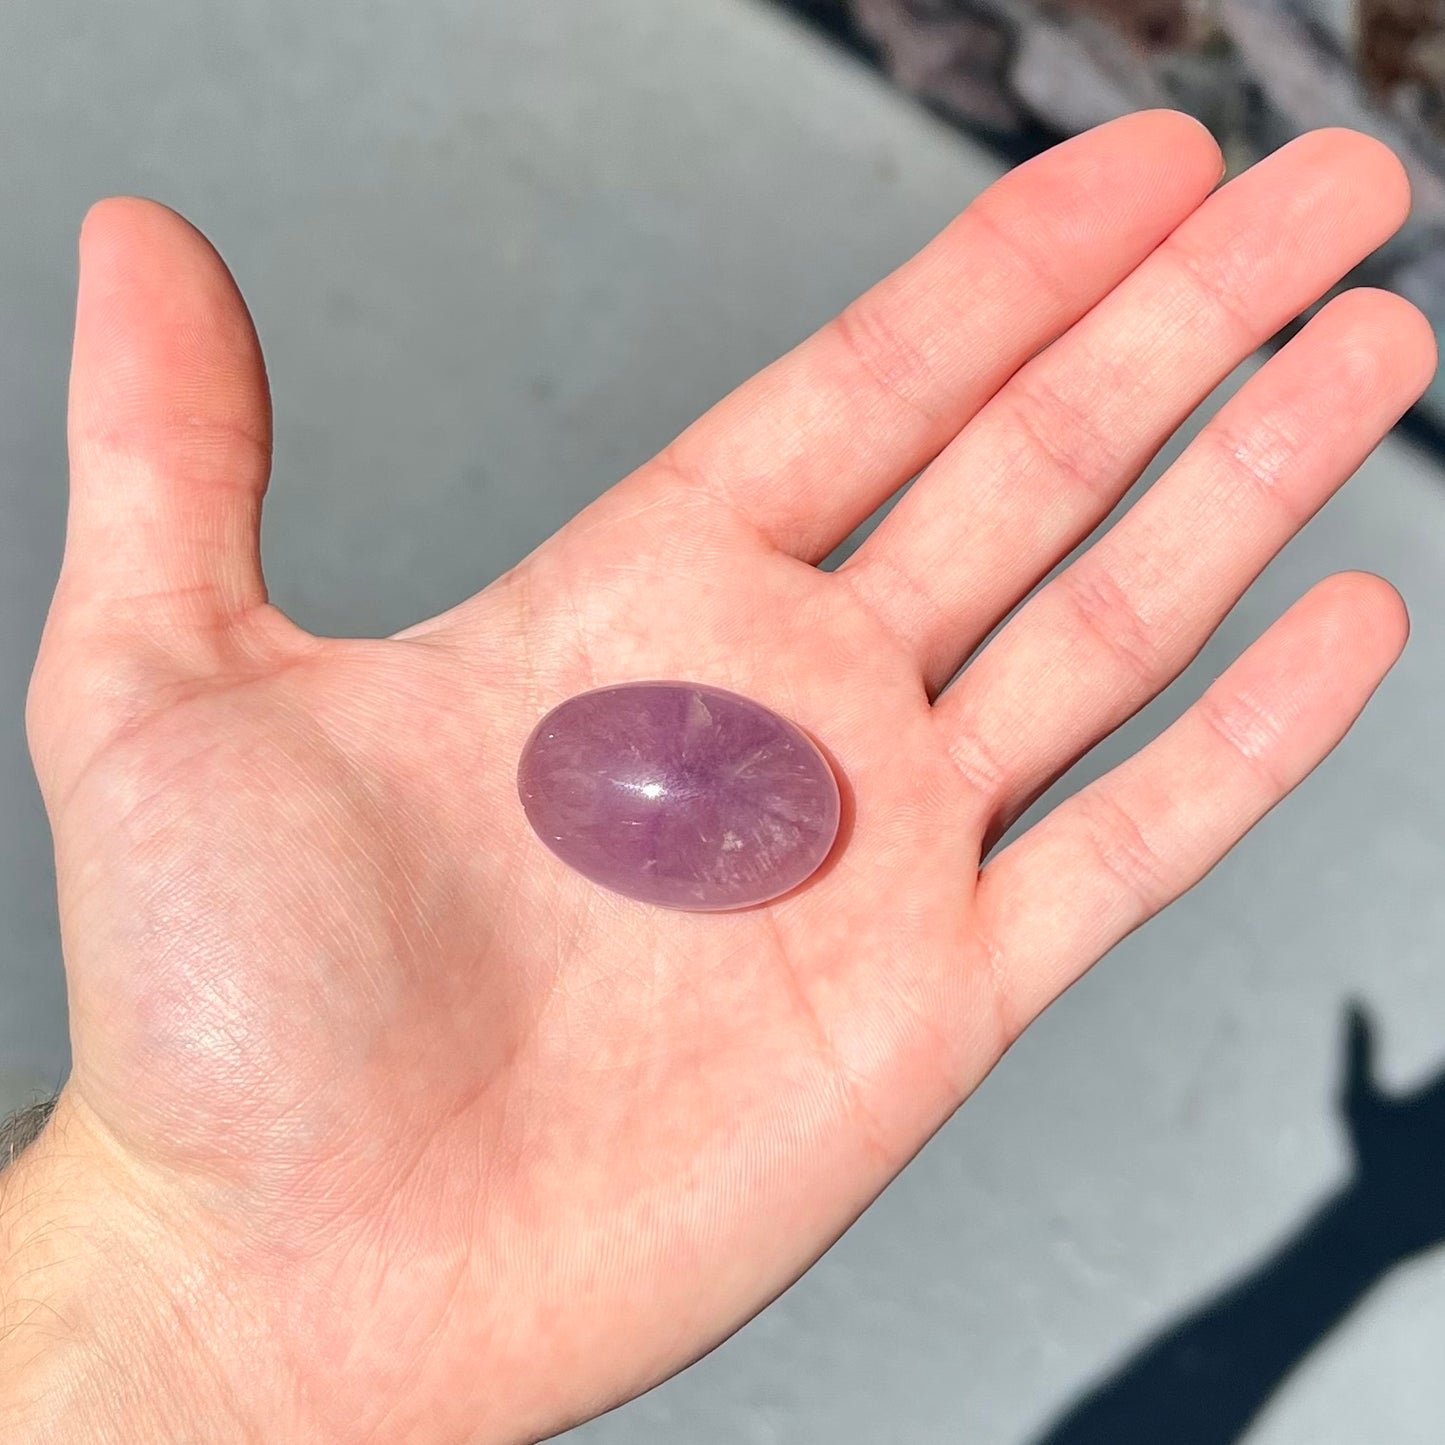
840,128,1411,693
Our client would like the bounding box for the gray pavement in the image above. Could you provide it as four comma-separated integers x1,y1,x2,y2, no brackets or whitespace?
2,2,1444,1441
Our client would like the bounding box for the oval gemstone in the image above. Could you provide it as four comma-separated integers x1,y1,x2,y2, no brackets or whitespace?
517,682,841,911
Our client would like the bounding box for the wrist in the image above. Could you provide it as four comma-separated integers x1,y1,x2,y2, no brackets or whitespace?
0,1092,264,1443
1312,1177,1401,1279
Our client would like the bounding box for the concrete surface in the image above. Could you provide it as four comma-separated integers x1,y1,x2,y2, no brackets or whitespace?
2,2,1443,1442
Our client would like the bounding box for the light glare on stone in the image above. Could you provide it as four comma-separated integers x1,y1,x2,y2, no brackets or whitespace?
517,682,841,911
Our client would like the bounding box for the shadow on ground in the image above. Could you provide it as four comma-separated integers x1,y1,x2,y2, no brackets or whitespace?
1027,1003,1445,1444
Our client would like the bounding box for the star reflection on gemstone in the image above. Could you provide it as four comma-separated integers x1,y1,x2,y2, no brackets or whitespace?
517,682,841,911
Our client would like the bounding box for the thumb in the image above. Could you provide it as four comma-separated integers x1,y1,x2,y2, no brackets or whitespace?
30,199,281,786
61,197,273,639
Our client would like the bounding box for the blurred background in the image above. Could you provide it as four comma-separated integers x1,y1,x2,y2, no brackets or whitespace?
782,0,1445,430
2,2,1444,1441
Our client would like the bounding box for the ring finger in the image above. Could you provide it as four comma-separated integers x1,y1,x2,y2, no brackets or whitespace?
841,129,1412,693
936,285,1436,838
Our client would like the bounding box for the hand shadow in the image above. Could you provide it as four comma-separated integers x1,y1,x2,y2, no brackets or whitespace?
1028,1002,1445,1445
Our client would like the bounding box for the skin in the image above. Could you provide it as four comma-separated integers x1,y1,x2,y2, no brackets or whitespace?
0,111,1435,1443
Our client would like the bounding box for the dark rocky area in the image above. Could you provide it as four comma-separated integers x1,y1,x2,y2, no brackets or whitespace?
776,0,1445,425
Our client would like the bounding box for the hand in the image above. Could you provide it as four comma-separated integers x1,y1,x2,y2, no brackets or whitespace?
1341,1002,1445,1260
3,112,1433,1443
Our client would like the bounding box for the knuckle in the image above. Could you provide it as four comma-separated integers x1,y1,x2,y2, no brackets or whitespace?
993,371,1111,494
1078,789,1174,915
943,723,1011,802
1057,564,1164,691
1194,686,1290,793
832,297,942,424
964,194,1076,309
1162,239,1259,342
1202,411,1305,519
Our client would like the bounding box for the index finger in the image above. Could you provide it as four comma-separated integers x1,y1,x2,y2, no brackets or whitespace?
651,110,1223,560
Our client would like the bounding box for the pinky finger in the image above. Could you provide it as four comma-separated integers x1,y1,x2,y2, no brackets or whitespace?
976,573,1407,1033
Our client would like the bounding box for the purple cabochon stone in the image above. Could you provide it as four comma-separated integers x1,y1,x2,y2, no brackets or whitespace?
517,682,841,911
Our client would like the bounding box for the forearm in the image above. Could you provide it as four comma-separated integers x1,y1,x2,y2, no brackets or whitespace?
1037,1184,1393,1445
1,1097,57,1171
0,1093,263,1444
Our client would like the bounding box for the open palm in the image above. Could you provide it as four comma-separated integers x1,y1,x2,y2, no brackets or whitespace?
9,112,1435,1443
